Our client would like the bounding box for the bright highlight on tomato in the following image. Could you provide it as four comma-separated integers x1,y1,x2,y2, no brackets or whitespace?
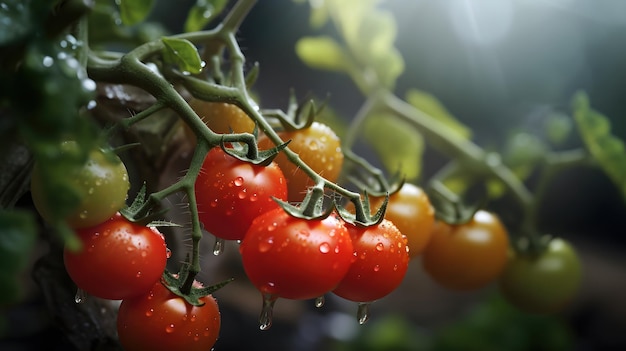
499,237,582,314
422,210,510,291
333,219,409,302
239,208,354,300
195,147,287,241
257,122,343,202
117,280,221,351
63,213,168,300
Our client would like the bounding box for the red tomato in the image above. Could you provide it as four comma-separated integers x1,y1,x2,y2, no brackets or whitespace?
422,210,509,291
239,208,354,300
63,213,168,300
195,147,287,241
117,280,220,351
257,122,344,202
333,219,409,302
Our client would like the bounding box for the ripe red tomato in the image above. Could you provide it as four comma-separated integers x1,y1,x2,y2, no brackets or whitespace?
195,147,287,241
369,183,435,258
31,141,130,229
117,280,220,351
333,219,409,302
239,208,354,300
422,210,510,291
499,238,582,314
63,213,168,300
257,122,343,202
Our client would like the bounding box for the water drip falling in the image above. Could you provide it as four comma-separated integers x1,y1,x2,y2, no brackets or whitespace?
259,295,277,331
357,302,370,325
213,238,225,256
75,288,86,304
314,295,325,308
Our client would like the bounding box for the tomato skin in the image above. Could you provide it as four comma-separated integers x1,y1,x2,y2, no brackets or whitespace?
117,281,220,351
239,208,353,300
369,183,435,258
185,99,255,139
257,122,343,202
499,238,582,314
63,213,167,300
195,147,287,241
333,219,409,302
31,142,130,229
422,210,509,291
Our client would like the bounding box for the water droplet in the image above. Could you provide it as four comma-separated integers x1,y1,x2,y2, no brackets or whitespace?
250,193,258,202
210,199,218,208
136,271,142,278
141,251,148,258
393,264,398,271
238,189,247,199
213,238,225,256
375,243,384,251
166,247,172,258
259,295,277,331
79,211,88,219
95,179,103,186
145,308,153,317
319,242,330,254
88,187,94,195
165,324,175,333
127,246,136,252
373,264,380,272
267,222,277,232
233,177,244,186
315,296,325,308
190,314,197,322
258,237,274,253
357,302,371,325
42,56,54,67
74,288,86,304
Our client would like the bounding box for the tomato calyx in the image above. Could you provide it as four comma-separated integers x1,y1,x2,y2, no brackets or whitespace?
336,191,388,227
220,137,290,167
275,182,334,220
162,262,233,307
261,90,324,131
513,233,554,256
426,180,486,225
119,184,179,227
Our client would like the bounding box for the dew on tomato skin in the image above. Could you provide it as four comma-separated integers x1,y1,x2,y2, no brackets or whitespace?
249,193,258,202
373,265,381,272
375,243,384,252
315,296,325,308
145,308,154,317
238,189,247,199
136,271,142,278
334,246,340,254
267,223,277,232
165,324,175,333
209,199,218,208
141,251,148,258
190,314,197,322
79,211,88,219
127,246,136,252
319,242,330,254
258,237,274,253
233,177,244,186
393,264,398,271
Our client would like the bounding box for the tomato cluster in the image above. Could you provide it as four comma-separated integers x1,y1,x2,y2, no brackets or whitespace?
31,144,222,351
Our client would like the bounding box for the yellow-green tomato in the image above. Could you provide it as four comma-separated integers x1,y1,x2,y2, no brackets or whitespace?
31,142,130,229
498,238,582,314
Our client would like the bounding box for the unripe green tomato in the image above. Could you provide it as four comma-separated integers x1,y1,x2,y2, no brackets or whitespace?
31,142,130,229
499,238,582,314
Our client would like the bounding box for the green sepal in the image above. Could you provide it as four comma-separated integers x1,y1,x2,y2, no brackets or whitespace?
426,180,486,225
274,184,334,220
162,263,233,307
119,183,173,227
335,190,388,227
219,138,290,167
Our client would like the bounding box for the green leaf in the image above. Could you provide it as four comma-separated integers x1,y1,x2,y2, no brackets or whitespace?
0,210,37,305
544,112,573,146
363,113,423,181
184,0,228,33
295,36,350,72
572,91,626,200
116,0,154,26
161,37,203,74
405,89,472,140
